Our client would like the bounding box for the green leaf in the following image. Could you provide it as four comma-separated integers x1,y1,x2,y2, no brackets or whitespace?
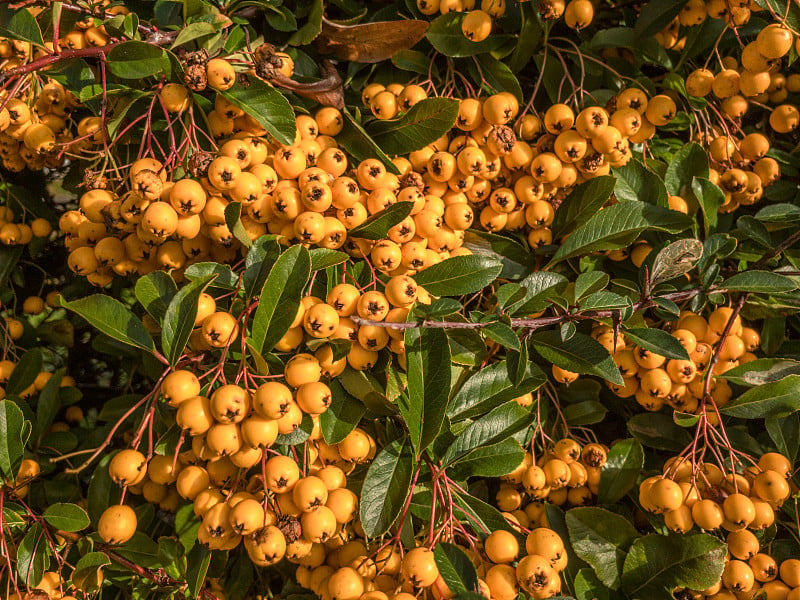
224,201,252,248
60,295,155,353
627,413,692,451
532,331,624,385
87,456,121,526
552,176,617,238
349,202,414,240
288,0,323,44
449,438,525,478
162,275,214,366
250,245,311,354
483,322,520,351
692,177,725,234
463,230,536,280
574,568,613,600
337,109,399,174
43,503,90,532
563,400,607,426
5,348,43,396
472,54,523,104
320,379,366,444
737,215,772,248
635,0,686,40
402,327,451,456
566,507,639,590
443,401,531,465
512,271,569,315
722,270,798,293
426,12,509,57
310,249,348,271
650,239,704,286
0,245,23,292
574,272,609,301
72,551,110,593
170,22,217,48
185,262,239,289
598,439,644,504
613,159,668,208
219,78,296,146
720,375,800,419
453,491,523,541
135,271,177,323
448,360,546,421
548,201,693,265
0,5,45,46
720,358,800,387
243,236,280,297
0,400,27,483
508,2,542,73
108,41,171,79
434,543,479,593
359,438,415,537
665,143,709,196
370,98,460,156
766,413,799,464
36,368,65,442
392,49,431,74
756,203,800,223
623,328,690,361
186,545,211,598
621,533,726,597
412,255,502,297
17,523,47,586
544,504,589,593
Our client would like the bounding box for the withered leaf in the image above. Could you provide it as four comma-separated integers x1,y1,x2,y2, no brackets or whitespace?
316,17,429,63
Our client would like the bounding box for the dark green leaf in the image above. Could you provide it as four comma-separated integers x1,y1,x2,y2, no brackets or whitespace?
598,439,644,504
549,202,693,265
135,271,177,322
224,201,252,248
508,2,542,73
360,438,415,537
448,360,546,421
453,491,523,541
574,568,613,600
250,245,311,354
563,401,607,426
288,0,323,44
243,236,280,297
621,533,726,597
483,322,520,351
185,262,239,289
720,375,800,418
310,249,348,271
473,54,523,104
17,523,47,586
186,544,211,598
170,22,217,48
87,456,121,526
756,203,800,223
412,255,502,296
627,413,692,451
5,348,43,396
392,49,431,74
665,144,709,196
0,5,45,46
320,379,366,444
337,109,399,173
463,230,535,280
60,295,155,353
449,438,525,478
553,176,617,239
691,177,724,234
434,543,479,593
722,270,797,293
443,401,532,465
162,275,214,366
532,331,624,385
737,215,772,248
766,413,799,464
370,98,460,156
574,272,609,301
219,78,296,146
506,342,528,386
349,202,414,240
36,368,65,442
108,41,171,79
0,245,23,292
426,12,509,57
402,327,451,456
614,159,668,207
0,399,27,483
43,503,90,532
623,328,690,361
566,507,639,590
72,551,110,593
